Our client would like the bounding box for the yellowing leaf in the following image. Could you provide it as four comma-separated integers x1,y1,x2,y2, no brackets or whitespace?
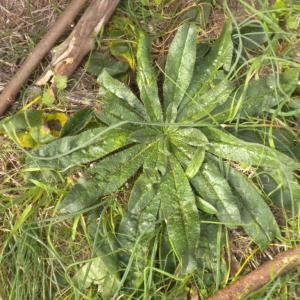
16,131,36,148
43,112,68,137
29,126,55,144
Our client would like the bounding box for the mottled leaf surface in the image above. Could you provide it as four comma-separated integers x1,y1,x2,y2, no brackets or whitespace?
163,23,197,119
191,161,241,227
204,127,300,171
137,31,163,121
61,108,94,137
225,164,281,248
118,172,161,285
179,21,233,110
60,144,150,213
160,157,200,273
98,70,147,119
28,127,131,170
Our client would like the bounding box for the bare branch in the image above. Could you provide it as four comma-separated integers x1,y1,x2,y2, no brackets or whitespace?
208,244,300,300
0,0,89,116
35,0,120,87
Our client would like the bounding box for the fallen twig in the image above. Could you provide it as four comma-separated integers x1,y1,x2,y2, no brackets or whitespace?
0,0,88,116
208,244,300,300
35,0,120,87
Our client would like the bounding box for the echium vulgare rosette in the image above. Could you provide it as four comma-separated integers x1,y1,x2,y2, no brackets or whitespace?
12,21,299,293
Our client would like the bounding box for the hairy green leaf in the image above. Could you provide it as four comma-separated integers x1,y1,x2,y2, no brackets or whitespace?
118,172,161,286
191,161,241,227
60,144,149,213
177,73,234,122
179,21,233,110
129,126,161,144
224,163,281,249
163,23,197,120
28,127,130,170
98,70,147,119
160,157,200,273
204,127,300,171
97,95,144,124
137,31,163,121
214,68,300,121
60,108,94,137
119,172,161,246
143,140,169,176
171,127,208,147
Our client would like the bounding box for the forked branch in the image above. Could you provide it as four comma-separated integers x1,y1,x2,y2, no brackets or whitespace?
35,0,120,86
0,0,120,116
0,0,88,115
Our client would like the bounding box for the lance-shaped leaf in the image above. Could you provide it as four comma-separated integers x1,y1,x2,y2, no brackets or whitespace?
98,69,147,120
100,94,145,123
204,127,300,171
227,127,300,161
95,99,143,125
28,126,131,170
191,161,242,227
170,139,195,169
129,127,161,144
179,21,233,110
177,74,234,122
137,31,163,121
170,128,207,176
259,169,300,214
163,23,197,118
143,140,168,176
118,171,161,286
119,172,161,246
197,213,223,270
160,157,200,274
170,127,208,147
60,108,94,137
185,149,205,178
74,212,121,298
224,163,281,249
213,68,300,121
60,144,150,213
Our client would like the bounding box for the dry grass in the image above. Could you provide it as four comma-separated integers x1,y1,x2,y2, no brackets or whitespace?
0,0,100,111
0,1,68,83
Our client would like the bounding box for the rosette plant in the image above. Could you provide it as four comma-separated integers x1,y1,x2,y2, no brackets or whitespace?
14,21,299,294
